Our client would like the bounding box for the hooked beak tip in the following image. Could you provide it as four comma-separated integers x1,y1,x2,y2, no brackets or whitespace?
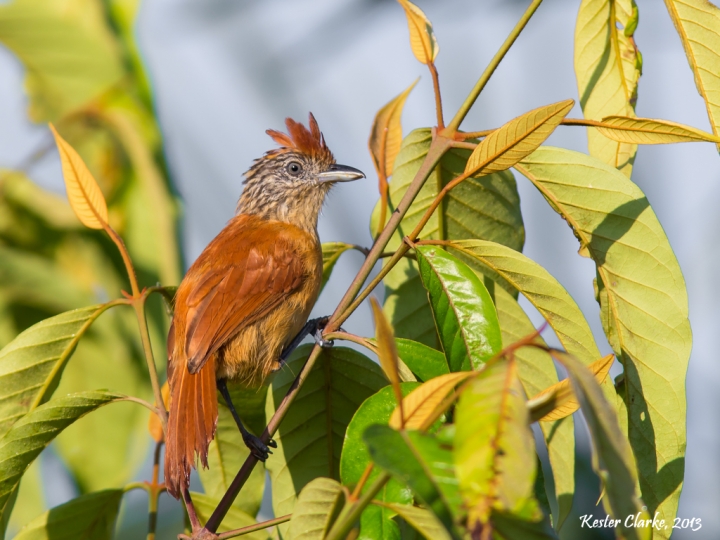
318,164,365,183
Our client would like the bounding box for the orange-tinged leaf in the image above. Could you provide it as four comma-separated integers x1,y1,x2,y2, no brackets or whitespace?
595,116,720,144
389,371,475,430
49,123,109,229
369,79,418,178
464,99,574,177
371,298,404,424
527,354,614,423
397,0,439,65
148,381,170,443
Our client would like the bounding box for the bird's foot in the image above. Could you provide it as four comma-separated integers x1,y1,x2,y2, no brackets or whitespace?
243,433,277,462
314,327,334,348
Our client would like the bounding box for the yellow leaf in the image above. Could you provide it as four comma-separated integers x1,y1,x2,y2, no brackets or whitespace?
148,381,170,443
49,124,109,230
370,298,404,424
595,116,720,144
575,0,642,176
527,354,615,423
397,0,439,65
663,0,720,151
369,79,418,179
464,100,574,177
389,371,475,430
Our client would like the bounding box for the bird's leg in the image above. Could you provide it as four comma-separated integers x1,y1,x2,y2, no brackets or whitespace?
278,316,333,368
217,378,276,461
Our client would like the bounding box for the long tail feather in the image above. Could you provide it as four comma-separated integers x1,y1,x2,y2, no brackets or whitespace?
165,354,218,499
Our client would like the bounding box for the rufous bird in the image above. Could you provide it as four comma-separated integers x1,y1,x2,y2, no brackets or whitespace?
164,114,364,499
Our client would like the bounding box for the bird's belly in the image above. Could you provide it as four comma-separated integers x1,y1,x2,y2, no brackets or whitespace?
217,288,317,386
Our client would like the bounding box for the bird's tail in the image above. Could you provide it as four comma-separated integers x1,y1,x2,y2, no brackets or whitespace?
164,353,218,499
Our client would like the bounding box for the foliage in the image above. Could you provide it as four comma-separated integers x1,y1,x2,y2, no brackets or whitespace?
0,0,712,538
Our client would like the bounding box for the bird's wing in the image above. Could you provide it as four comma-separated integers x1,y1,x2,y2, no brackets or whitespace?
180,218,308,373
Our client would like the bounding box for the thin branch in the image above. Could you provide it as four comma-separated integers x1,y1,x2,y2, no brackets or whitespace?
325,135,453,333
324,473,391,540
121,396,159,415
451,140,480,150
350,463,375,500
203,344,325,533
337,243,411,327
133,295,168,432
446,0,545,132
324,331,377,354
104,224,141,298
429,62,445,129
217,515,291,539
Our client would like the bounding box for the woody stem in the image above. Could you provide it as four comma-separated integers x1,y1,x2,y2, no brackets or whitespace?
326,135,452,333
203,343,325,533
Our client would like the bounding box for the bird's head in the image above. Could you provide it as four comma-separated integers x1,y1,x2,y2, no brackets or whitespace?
237,113,364,232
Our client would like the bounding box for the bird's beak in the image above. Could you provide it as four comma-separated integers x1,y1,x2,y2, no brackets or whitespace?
317,164,365,183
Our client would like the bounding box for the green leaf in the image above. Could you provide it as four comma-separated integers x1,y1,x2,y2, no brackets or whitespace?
664,0,720,151
364,425,462,538
192,492,269,539
321,242,355,292
0,304,117,438
382,503,452,540
454,359,537,526
0,391,124,536
553,352,649,540
199,384,268,517
266,346,388,536
415,245,501,372
341,384,419,540
516,147,691,533
0,0,124,122
359,504,400,540
12,489,123,540
52,312,151,493
288,477,345,540
395,338,449,382
575,0,641,176
444,240,602,365
492,285,574,530
372,128,524,347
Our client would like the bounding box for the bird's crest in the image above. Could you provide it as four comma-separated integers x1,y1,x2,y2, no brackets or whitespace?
266,113,334,162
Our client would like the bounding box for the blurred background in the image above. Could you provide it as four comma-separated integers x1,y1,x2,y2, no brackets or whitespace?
0,0,718,538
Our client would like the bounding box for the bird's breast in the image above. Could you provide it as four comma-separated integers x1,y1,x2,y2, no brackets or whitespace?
216,226,322,385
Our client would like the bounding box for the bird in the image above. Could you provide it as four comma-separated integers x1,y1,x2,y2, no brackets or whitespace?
163,113,365,500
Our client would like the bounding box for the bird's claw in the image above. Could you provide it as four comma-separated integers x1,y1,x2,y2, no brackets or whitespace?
243,433,273,461
314,328,334,348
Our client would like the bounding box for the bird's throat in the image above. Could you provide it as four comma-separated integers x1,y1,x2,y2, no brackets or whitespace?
236,184,328,235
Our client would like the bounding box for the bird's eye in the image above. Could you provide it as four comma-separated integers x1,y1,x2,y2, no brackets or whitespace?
287,161,303,176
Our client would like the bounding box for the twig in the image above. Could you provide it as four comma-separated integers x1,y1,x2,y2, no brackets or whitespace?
203,344,325,533
446,0,545,132
217,515,291,539
324,472,391,540
429,62,445,129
